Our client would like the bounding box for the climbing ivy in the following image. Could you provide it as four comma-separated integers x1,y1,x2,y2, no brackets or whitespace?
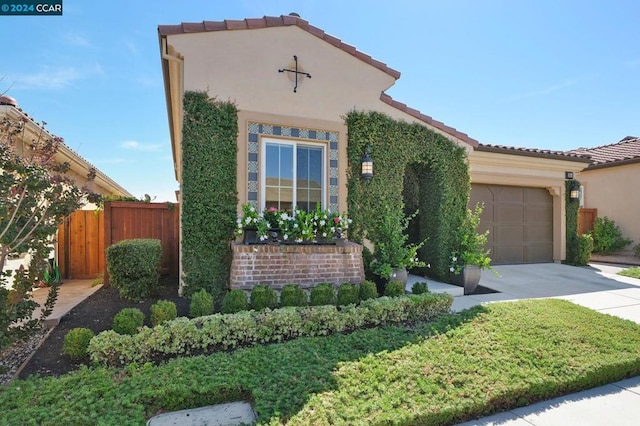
181,91,238,300
565,179,580,265
345,111,470,282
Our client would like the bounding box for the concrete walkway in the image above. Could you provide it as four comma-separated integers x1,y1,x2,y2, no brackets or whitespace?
30,279,101,328
408,262,640,426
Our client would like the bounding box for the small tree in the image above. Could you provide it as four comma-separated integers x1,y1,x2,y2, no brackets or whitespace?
0,114,98,347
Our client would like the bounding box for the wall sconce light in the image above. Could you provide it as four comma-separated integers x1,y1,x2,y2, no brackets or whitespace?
569,181,580,201
360,145,373,182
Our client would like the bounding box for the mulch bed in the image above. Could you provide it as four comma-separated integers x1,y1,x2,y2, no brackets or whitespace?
17,276,189,380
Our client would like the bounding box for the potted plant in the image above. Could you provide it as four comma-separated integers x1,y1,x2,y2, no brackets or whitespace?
449,202,494,295
370,206,426,289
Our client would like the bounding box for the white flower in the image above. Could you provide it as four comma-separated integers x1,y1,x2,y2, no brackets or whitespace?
280,212,289,220
283,234,289,240
249,206,255,212
427,264,431,268
294,223,299,228
450,267,455,272
452,256,457,262
322,232,327,237
244,217,252,225
320,220,326,226
260,235,267,241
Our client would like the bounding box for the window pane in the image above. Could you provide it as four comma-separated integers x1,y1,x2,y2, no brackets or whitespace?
296,146,323,212
265,143,293,210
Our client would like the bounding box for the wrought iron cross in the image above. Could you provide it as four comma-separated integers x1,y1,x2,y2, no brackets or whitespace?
278,55,311,93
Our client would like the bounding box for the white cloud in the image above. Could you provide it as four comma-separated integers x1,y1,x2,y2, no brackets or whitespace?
64,33,92,47
120,140,164,152
504,79,580,103
10,63,105,90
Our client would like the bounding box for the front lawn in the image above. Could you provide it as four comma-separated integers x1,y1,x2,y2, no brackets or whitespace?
2,299,640,425
618,267,640,279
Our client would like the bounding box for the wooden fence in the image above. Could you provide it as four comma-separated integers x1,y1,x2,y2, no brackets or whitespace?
58,202,179,282
578,208,597,235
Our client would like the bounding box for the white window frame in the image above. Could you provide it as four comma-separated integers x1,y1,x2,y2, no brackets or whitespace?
260,137,326,212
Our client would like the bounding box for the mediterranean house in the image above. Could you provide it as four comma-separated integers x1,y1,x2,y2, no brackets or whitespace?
571,136,640,249
1,95,132,286
158,14,591,291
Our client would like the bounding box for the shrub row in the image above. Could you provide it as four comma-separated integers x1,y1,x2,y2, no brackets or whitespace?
88,292,453,367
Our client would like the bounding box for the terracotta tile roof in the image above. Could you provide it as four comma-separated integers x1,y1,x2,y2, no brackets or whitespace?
158,14,401,80
569,136,640,169
379,93,479,147
476,143,592,162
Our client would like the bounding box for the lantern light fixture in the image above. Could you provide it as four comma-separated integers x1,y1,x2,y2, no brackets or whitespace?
360,145,373,182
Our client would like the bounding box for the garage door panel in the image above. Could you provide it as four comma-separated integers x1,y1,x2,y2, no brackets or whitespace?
497,186,524,202
494,247,525,264
527,244,554,263
497,205,524,223
471,184,552,264
496,226,524,244
526,205,552,222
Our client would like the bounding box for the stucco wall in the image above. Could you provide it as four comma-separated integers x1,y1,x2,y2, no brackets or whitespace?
580,163,640,247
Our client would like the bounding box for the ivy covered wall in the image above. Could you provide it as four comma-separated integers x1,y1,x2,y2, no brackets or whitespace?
345,111,470,282
181,91,238,300
565,179,580,265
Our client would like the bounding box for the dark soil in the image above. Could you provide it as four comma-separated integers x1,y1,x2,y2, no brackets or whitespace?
18,276,190,380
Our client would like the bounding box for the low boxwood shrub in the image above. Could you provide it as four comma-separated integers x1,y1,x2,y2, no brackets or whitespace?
62,327,95,360
250,285,278,311
113,308,145,335
384,281,405,297
337,283,358,306
411,281,429,295
221,290,248,314
88,292,454,366
280,284,307,307
150,300,177,327
359,280,378,301
189,289,214,318
106,239,162,301
310,283,337,306
576,234,594,266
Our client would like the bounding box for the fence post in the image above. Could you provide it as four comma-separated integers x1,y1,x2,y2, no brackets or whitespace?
103,201,112,286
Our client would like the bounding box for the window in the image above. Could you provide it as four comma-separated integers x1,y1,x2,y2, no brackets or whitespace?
262,138,325,212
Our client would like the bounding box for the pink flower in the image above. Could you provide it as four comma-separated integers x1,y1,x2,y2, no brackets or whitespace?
333,217,340,224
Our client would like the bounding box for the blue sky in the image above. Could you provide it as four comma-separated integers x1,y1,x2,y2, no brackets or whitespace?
2,1,638,201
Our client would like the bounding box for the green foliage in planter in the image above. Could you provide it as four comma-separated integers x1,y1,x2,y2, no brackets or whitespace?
106,239,161,301
411,281,429,294
336,283,359,306
345,111,469,282
150,300,177,327
384,280,406,297
62,327,95,360
221,289,248,314
88,292,454,366
189,289,214,318
619,267,640,279
181,91,238,300
358,280,378,301
576,234,594,266
250,285,278,311
591,216,632,254
280,284,307,307
112,308,145,335
310,283,337,306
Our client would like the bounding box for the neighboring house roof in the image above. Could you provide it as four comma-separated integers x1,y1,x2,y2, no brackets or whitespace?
569,136,640,170
158,14,479,151
0,98,133,197
476,143,592,163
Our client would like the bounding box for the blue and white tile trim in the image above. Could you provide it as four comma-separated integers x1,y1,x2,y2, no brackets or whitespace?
247,122,340,212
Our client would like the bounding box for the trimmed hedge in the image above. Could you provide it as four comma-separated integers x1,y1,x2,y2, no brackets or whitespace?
112,308,145,335
189,289,214,318
310,283,337,306
280,284,308,307
88,292,454,367
337,283,359,306
62,328,95,360
250,285,278,311
181,91,238,300
221,289,248,314
106,239,162,301
150,300,177,327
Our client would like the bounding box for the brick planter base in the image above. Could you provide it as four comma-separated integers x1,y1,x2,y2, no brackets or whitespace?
230,242,364,291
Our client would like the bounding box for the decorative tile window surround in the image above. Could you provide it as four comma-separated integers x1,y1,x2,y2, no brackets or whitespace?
247,122,339,212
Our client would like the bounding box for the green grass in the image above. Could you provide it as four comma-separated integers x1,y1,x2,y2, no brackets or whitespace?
3,299,640,425
618,267,640,279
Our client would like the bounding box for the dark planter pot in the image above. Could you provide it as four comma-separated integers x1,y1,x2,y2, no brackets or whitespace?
450,265,482,295
243,228,258,244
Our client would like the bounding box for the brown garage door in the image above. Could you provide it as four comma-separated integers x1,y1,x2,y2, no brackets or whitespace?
470,184,553,264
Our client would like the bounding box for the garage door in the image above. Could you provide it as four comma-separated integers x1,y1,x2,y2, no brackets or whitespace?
470,184,553,264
